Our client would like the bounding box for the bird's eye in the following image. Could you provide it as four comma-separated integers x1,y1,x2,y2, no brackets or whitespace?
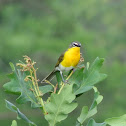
71,42,81,47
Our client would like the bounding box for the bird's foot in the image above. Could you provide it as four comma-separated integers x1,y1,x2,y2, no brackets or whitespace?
62,79,69,84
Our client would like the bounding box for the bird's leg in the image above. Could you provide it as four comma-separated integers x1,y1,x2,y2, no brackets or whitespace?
72,68,76,72
59,70,69,84
59,70,65,82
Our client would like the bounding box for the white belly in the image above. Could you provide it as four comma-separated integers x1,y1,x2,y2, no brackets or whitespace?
56,64,74,71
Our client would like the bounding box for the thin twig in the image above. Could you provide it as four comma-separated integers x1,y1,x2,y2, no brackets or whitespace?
54,83,58,94
66,70,74,81
58,82,64,94
44,80,55,88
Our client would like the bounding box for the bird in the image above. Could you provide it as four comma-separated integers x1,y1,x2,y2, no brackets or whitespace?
41,41,82,83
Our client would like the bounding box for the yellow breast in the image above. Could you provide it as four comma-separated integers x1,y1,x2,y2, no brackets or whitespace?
61,47,80,67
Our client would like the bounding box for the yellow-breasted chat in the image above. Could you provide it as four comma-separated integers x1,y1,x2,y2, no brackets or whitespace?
41,42,82,83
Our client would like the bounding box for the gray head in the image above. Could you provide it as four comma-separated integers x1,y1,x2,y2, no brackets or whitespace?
70,41,81,48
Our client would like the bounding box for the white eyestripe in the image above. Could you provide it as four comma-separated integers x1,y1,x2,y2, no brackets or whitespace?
74,42,78,45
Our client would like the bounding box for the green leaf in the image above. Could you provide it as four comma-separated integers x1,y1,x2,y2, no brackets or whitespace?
11,120,17,126
77,87,103,125
39,85,53,95
76,121,83,126
86,119,106,126
55,71,62,84
69,68,84,85
3,63,40,108
9,62,15,71
105,114,126,126
45,84,78,126
5,100,37,126
77,106,89,124
73,57,107,95
3,63,52,108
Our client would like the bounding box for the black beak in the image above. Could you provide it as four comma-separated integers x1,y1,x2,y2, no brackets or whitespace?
78,43,81,47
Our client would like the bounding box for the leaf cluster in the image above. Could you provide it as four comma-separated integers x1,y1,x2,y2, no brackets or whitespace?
3,56,125,126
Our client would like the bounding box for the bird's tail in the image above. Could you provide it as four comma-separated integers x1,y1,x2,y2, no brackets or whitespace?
41,69,56,83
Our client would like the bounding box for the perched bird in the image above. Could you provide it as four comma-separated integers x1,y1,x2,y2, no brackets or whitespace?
41,41,82,83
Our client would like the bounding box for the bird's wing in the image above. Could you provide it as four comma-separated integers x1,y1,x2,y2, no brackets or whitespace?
55,53,64,67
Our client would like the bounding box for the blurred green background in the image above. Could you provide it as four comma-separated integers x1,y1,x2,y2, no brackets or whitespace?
0,0,126,125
